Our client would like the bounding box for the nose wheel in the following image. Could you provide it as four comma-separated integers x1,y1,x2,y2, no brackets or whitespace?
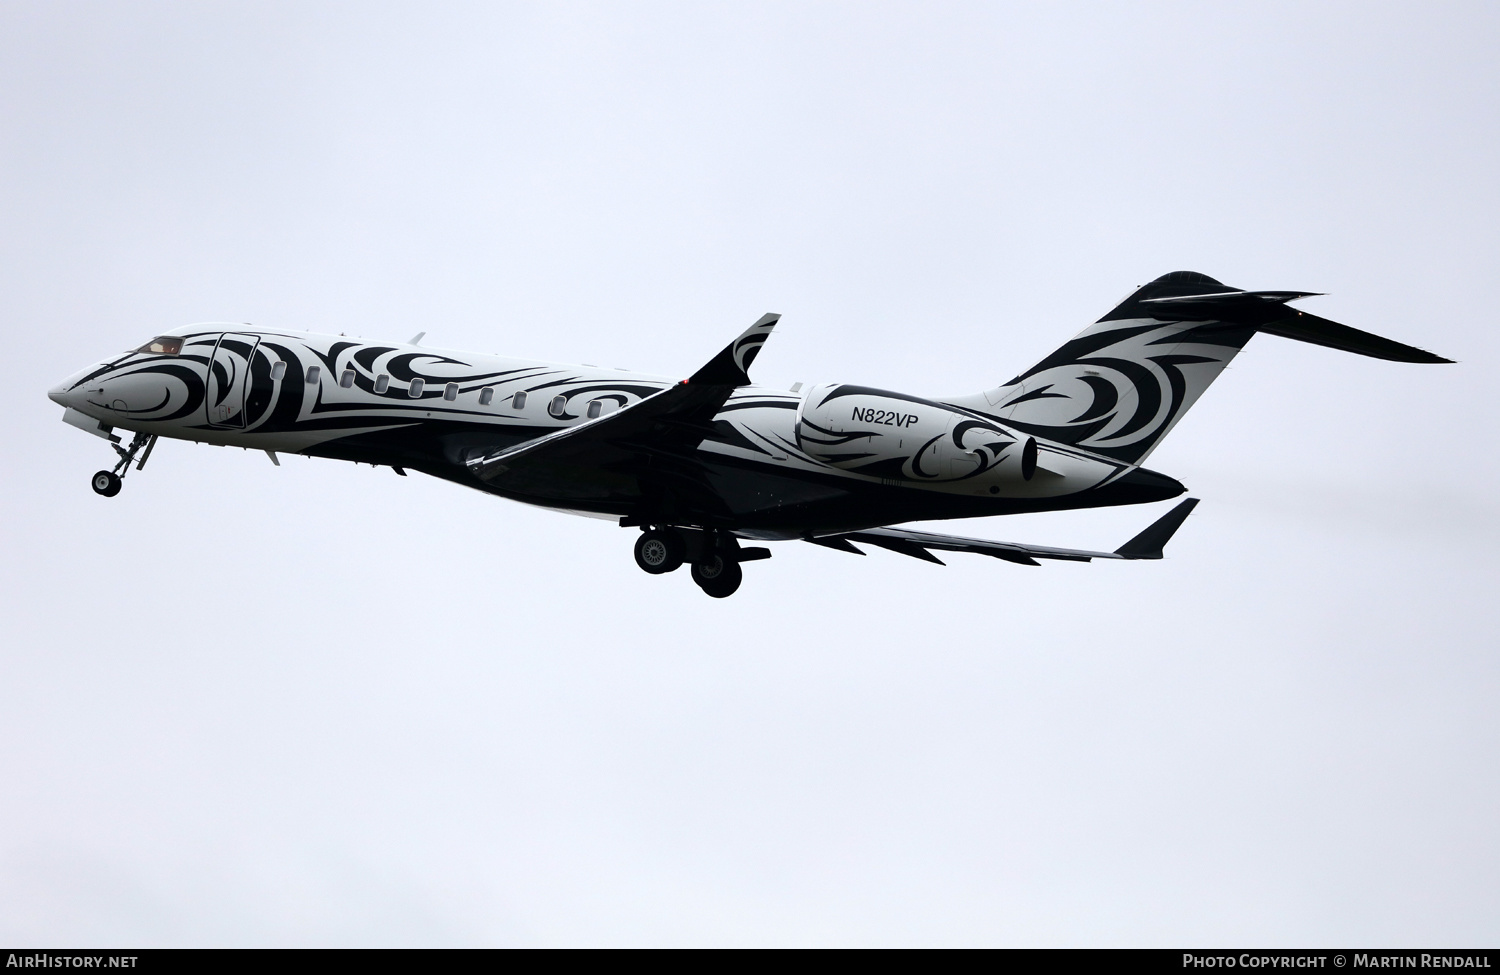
89,430,156,498
91,470,122,497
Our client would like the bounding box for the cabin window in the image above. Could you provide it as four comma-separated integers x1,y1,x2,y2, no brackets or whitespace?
339,368,355,388
444,382,459,402
304,365,320,384
374,374,389,394
512,391,527,410
136,336,183,355
478,387,494,406
270,361,287,382
548,395,567,418
409,377,425,398
586,400,602,419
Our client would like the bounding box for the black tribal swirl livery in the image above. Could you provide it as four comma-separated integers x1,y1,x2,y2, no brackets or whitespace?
49,272,1450,597
975,316,1253,465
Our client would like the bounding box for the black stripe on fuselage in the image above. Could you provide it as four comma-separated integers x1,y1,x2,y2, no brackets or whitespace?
306,420,1183,535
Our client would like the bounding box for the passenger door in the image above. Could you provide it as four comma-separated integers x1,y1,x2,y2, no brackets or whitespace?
205,333,260,428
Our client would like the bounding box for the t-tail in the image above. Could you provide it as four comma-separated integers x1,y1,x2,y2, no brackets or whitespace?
947,271,1451,465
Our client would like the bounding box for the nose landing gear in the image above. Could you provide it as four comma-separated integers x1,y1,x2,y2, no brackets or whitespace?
91,470,122,497
630,526,768,598
90,430,156,497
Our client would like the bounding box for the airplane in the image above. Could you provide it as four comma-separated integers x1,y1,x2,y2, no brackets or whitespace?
47,271,1450,598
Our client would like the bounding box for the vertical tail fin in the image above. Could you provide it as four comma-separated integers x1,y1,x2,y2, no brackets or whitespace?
949,271,1448,465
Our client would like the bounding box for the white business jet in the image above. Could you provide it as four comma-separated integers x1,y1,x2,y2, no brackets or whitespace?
48,272,1449,597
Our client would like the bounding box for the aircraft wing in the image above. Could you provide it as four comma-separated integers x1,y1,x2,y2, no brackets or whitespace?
806,497,1200,566
466,314,779,484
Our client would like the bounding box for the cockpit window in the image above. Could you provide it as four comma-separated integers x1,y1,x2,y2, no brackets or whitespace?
136,336,184,355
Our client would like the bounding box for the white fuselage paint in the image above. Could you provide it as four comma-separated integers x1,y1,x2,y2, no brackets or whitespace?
49,326,1124,508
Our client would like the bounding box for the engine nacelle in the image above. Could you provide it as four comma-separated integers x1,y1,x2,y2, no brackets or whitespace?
796,383,1038,487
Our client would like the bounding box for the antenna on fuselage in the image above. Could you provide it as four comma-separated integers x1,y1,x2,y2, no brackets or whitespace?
408,331,426,346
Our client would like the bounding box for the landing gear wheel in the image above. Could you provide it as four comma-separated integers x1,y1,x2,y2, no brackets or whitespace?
91,470,121,497
691,554,743,598
634,529,684,574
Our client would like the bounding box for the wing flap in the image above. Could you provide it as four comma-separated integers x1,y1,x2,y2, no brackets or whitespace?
856,535,948,565
805,535,867,556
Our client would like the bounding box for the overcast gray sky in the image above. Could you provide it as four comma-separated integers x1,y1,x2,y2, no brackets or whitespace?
2,0,1497,947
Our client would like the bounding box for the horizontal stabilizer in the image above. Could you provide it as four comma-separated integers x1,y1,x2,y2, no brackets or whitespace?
1141,289,1322,310
1138,283,1451,363
1258,310,1453,364
806,498,1201,567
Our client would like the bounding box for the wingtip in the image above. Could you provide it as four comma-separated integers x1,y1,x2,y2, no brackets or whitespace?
687,313,783,385
1114,497,1200,560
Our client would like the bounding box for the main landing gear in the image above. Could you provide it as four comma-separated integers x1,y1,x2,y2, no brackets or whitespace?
633,529,685,574
690,552,742,599
631,527,768,598
91,430,157,497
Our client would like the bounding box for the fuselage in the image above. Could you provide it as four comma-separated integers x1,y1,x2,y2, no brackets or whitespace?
49,326,1183,537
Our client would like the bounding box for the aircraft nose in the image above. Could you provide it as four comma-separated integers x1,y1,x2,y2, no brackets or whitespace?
49,369,94,410
50,359,114,409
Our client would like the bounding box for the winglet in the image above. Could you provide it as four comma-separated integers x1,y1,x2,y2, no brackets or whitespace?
687,313,780,385
1114,497,1200,559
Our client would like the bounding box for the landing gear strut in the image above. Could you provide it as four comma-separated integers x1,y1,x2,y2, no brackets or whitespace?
91,430,156,498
